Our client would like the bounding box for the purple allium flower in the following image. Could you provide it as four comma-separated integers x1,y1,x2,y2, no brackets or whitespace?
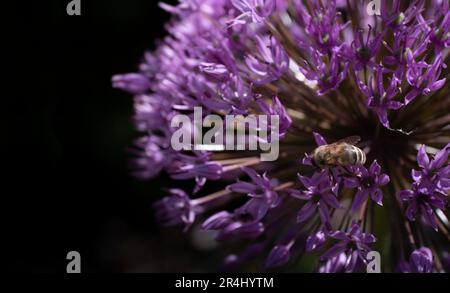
228,167,280,212
290,170,340,226
129,136,175,180
398,247,434,273
381,0,424,31
231,0,276,25
404,55,446,104
347,27,383,72
420,1,450,52
203,203,266,241
412,143,450,194
202,169,284,241
399,182,446,231
153,189,203,230
245,36,289,84
320,222,376,272
115,0,450,273
298,49,348,96
382,25,430,81
398,143,450,231
357,67,403,128
294,0,344,53
344,160,390,211
256,96,292,138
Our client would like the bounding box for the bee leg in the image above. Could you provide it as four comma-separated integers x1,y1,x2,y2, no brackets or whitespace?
326,168,336,183
343,166,353,175
332,166,354,181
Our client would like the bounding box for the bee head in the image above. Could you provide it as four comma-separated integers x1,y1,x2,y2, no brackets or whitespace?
312,150,325,168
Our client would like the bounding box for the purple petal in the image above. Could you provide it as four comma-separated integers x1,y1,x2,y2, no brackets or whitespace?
405,201,418,221
320,242,348,261
306,230,326,252
344,177,360,188
371,188,384,206
288,189,311,200
387,100,403,110
361,233,377,244
404,89,420,104
428,79,446,91
398,189,414,201
228,181,257,193
377,174,390,186
417,145,430,169
313,132,327,146
265,245,291,268
430,143,450,170
412,169,423,181
297,173,311,187
351,189,369,212
369,160,381,175
421,205,438,231
345,250,360,273
302,153,314,166
410,247,433,273
216,221,264,241
241,198,270,222
241,167,262,185
297,202,317,223
321,192,341,209
202,211,232,230
428,196,446,210
319,252,347,273
377,109,390,128
112,73,150,94
318,202,331,224
329,230,347,240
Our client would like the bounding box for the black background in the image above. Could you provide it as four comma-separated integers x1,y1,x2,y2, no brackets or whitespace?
5,0,226,272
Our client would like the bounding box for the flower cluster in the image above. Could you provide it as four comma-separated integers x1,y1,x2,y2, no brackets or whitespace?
399,144,450,230
114,0,450,272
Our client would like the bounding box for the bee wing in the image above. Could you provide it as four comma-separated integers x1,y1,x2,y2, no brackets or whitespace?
335,136,361,146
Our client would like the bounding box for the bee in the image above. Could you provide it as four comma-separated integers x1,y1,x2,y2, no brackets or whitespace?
312,136,366,169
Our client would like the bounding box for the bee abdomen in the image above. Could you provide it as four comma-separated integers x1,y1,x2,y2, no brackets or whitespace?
352,146,366,165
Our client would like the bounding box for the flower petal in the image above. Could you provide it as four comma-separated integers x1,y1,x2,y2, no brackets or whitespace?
351,189,369,211
297,202,317,223
371,188,384,206
265,245,291,268
313,132,327,146
377,174,390,186
417,145,430,169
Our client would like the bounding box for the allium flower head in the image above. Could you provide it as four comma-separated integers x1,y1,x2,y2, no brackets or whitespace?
114,0,450,272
